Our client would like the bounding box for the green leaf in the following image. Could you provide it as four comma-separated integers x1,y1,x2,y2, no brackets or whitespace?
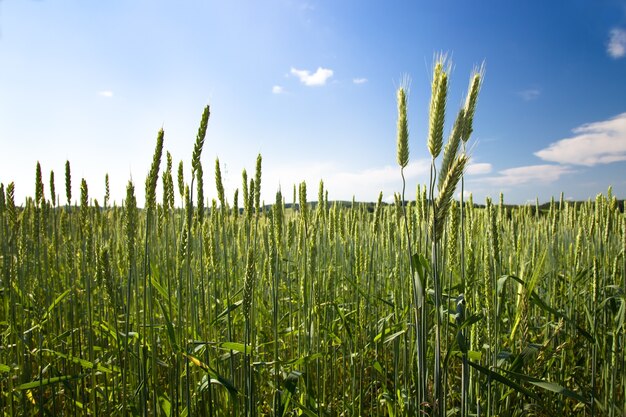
411,253,430,309
383,329,406,344
529,291,594,342
42,289,71,322
500,268,594,343
157,298,179,353
468,361,542,403
530,381,587,404
151,276,169,301
501,369,588,404
159,395,172,417
0,363,10,373
211,341,251,354
373,360,384,376
293,400,319,417
184,353,238,397
284,370,303,396
457,313,483,331
286,353,323,366
213,300,243,324
16,374,84,391
42,349,116,373
373,325,405,344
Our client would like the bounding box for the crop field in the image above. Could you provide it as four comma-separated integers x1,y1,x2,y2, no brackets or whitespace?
1,61,625,417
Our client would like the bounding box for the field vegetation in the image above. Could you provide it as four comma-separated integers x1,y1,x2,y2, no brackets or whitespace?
0,59,624,416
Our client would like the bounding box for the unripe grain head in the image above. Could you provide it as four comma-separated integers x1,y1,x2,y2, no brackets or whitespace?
243,249,255,322
65,160,72,206
396,86,409,168
432,154,467,241
462,66,484,142
35,162,44,206
192,105,210,175
428,56,449,159
49,171,57,207
255,154,262,214
215,158,225,210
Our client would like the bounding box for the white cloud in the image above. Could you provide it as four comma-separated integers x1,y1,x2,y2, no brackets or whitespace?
517,88,540,101
272,85,285,94
265,159,430,202
534,112,626,166
333,159,430,184
608,28,626,58
98,91,113,98
290,67,334,86
481,164,574,186
466,162,492,175
353,78,368,84
456,189,474,200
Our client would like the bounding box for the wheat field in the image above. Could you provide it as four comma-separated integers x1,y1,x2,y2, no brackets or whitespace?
0,62,624,417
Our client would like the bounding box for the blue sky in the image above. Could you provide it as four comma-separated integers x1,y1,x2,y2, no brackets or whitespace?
1,0,626,206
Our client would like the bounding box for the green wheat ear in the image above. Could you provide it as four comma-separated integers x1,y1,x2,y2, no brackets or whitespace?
396,86,409,168
0,183,5,213
255,154,262,214
124,180,138,260
242,248,255,322
6,182,16,227
35,161,44,206
247,179,255,222
104,173,109,208
65,160,72,206
50,171,56,207
177,160,185,200
215,158,225,209
196,162,204,224
432,153,468,241
162,152,173,210
462,65,484,142
428,55,449,159
145,128,164,211
242,169,249,215
438,108,465,191
192,105,210,176
80,178,89,228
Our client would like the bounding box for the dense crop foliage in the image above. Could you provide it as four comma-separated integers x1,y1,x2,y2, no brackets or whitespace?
1,81,625,416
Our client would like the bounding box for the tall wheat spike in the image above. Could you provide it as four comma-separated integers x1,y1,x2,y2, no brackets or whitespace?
396,86,409,169
428,55,448,159
255,154,262,214
433,155,468,241
192,105,210,177
215,158,225,209
65,161,72,207
49,171,56,207
438,109,465,191
35,162,44,206
178,160,185,202
145,128,164,211
462,67,483,142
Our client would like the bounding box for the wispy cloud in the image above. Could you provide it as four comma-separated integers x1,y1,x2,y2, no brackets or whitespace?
98,91,114,98
466,162,492,175
535,112,626,166
481,165,574,186
517,88,540,101
608,28,626,58
265,159,430,202
333,159,430,184
291,67,334,86
353,78,368,84
272,85,285,94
